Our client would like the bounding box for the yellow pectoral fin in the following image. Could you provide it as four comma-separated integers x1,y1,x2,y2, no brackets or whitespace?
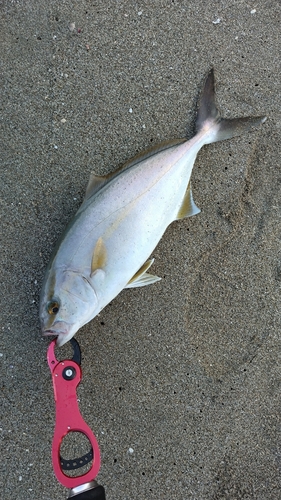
91,237,107,276
126,259,161,288
175,181,201,220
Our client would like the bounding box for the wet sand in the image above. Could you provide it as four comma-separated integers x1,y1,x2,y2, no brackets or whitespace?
1,1,280,498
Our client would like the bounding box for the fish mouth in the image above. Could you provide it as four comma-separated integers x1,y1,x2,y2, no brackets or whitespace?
43,329,63,336
43,329,74,347
42,321,74,347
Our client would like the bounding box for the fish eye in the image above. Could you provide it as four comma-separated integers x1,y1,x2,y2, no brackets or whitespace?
47,300,60,315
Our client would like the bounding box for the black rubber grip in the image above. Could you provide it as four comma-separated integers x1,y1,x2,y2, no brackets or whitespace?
68,484,106,500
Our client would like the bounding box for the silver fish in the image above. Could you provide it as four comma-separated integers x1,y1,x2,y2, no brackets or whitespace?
40,69,266,346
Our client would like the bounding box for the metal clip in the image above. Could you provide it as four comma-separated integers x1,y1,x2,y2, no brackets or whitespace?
47,338,101,489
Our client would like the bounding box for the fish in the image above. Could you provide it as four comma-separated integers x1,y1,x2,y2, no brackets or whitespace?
40,69,266,347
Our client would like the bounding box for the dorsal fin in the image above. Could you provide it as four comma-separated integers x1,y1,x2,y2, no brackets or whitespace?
83,138,186,203
84,172,114,201
120,137,186,172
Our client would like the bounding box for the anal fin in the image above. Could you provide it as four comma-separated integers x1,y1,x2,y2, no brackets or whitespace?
125,258,161,288
175,182,201,220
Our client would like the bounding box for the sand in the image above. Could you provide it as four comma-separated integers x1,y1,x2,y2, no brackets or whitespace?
1,1,280,498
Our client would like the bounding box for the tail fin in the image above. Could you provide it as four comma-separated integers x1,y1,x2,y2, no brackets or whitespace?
196,69,267,144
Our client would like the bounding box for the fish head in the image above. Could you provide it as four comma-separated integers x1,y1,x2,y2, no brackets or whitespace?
40,269,100,346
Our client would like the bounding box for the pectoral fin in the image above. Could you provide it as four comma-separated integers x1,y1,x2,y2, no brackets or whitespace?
175,182,201,220
125,258,161,288
91,237,107,276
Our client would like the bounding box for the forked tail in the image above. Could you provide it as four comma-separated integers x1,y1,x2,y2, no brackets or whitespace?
196,69,267,144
